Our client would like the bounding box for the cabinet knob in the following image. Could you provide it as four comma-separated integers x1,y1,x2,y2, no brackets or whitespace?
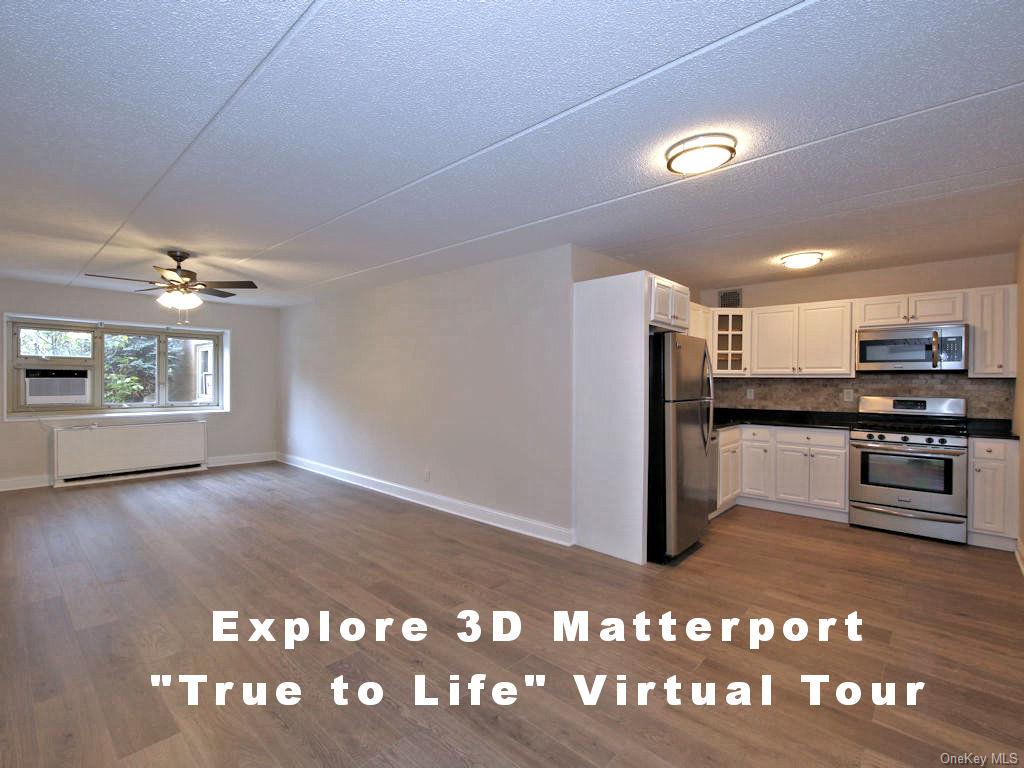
975,467,982,472
997,364,1004,369
762,448,768,453
806,436,811,440
985,448,993,453
902,315,908,320
910,315,918,319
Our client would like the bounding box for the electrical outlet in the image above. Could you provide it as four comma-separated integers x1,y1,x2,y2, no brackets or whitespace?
745,387,754,400
842,388,854,403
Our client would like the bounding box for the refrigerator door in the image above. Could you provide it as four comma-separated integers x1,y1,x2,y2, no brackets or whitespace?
664,400,714,556
664,333,709,402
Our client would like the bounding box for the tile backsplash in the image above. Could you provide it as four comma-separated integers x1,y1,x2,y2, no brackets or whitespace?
713,374,1015,419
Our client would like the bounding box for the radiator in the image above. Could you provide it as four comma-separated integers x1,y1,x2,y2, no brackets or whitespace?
53,421,207,486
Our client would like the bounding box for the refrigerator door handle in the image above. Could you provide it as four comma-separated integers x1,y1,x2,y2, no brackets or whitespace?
701,343,714,453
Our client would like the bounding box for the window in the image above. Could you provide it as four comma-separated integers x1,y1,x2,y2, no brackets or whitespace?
7,317,226,415
167,337,215,405
18,327,92,358
103,333,158,407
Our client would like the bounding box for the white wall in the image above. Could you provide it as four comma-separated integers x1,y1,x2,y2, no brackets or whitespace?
280,245,578,538
698,252,1015,307
0,278,280,486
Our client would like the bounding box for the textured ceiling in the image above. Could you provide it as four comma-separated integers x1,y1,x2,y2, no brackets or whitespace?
1,0,1022,306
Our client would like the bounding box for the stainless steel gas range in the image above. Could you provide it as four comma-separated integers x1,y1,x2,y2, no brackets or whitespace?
848,396,968,543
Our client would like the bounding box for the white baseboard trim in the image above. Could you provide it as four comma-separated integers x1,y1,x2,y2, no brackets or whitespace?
1016,541,1024,577
0,474,50,493
966,531,1019,552
208,452,279,467
278,453,574,547
735,496,849,524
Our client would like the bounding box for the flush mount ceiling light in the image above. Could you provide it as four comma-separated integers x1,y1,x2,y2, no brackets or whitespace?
157,289,203,310
665,133,737,176
779,251,824,269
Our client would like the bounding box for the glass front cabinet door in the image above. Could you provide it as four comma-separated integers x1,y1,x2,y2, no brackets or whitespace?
712,309,749,376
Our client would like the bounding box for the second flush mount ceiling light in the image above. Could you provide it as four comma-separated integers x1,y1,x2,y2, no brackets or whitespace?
665,133,737,176
780,251,824,269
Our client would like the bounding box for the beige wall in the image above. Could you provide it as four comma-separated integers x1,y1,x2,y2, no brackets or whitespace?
698,252,1016,307
0,278,280,483
280,245,578,529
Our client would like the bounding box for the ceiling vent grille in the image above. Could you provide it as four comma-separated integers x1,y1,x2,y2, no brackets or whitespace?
718,288,743,308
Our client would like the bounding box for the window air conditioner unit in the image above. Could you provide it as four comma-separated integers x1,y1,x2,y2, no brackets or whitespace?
24,368,90,405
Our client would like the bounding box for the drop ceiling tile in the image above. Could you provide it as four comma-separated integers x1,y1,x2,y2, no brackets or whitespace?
99,0,794,262
0,0,310,280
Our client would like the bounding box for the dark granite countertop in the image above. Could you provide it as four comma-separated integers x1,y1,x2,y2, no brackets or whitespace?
714,408,1018,440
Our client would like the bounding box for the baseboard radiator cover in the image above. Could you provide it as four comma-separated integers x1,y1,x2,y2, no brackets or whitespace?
52,421,207,486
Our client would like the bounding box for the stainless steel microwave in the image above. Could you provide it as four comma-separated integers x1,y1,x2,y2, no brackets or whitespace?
855,324,968,372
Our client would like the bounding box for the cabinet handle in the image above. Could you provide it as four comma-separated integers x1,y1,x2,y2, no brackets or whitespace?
902,315,908,320
797,366,802,372
975,467,982,473
997,364,1004,369
985,448,993,453
762,448,768,453
910,315,917,319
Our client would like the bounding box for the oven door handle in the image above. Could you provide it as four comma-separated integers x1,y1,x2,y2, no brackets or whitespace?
850,502,965,524
850,442,966,457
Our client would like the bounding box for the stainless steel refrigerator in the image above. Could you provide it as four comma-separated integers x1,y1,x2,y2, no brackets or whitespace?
648,332,715,562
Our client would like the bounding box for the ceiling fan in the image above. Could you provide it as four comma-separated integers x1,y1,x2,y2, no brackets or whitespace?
86,250,258,311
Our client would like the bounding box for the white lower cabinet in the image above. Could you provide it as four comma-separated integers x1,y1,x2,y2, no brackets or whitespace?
716,425,848,518
968,438,1019,547
808,448,847,510
775,445,810,502
741,441,773,498
716,428,741,511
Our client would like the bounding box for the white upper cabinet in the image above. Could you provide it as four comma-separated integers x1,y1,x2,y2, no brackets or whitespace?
647,274,689,331
969,285,1016,378
797,301,853,376
854,290,964,327
908,290,964,323
711,309,749,376
688,303,712,342
854,294,909,327
750,305,799,375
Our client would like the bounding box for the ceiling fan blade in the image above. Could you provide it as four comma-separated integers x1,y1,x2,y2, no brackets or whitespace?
197,288,235,298
154,266,186,284
134,286,166,293
198,280,258,289
85,273,160,284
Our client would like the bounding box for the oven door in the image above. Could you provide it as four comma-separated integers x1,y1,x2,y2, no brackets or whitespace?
849,441,966,517
856,325,967,371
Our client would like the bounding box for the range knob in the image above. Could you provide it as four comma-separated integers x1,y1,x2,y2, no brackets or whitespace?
877,434,886,440
938,438,947,445
901,435,910,442
866,433,875,440
925,437,934,444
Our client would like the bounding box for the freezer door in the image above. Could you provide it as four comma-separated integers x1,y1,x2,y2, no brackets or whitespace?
665,400,714,556
664,333,709,402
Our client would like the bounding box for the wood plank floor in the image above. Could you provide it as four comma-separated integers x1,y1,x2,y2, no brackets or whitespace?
1,463,1021,767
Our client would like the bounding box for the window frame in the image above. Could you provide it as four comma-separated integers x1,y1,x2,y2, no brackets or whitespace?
6,315,227,418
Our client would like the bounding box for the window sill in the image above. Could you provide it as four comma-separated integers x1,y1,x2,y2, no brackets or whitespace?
4,407,230,423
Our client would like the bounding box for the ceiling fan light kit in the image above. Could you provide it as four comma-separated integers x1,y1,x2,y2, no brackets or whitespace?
86,250,259,315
